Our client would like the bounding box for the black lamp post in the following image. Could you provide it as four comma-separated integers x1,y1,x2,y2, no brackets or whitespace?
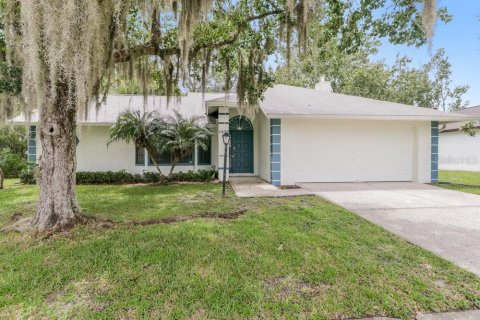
222,132,231,197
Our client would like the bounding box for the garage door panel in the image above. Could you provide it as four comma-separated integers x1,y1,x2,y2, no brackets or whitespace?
283,121,414,183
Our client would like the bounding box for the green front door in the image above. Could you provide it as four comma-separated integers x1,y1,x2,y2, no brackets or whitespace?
230,130,254,173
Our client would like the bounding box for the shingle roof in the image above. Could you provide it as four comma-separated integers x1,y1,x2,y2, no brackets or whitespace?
440,106,480,133
12,85,476,124
12,93,225,124
259,85,475,121
453,105,480,116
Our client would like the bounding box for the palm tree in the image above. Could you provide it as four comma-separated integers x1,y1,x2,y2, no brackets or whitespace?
108,110,167,181
159,111,212,177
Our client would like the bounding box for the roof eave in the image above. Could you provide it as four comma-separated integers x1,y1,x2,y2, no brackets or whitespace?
205,100,239,108
263,113,479,122
440,126,480,133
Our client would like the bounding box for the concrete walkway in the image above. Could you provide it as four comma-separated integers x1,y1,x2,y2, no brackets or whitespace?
298,182,480,277
416,310,480,319
230,177,312,197
359,310,480,319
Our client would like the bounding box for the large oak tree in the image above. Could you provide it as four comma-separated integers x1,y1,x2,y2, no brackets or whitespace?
0,0,442,231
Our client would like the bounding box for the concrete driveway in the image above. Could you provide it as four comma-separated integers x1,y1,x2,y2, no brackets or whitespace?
298,182,480,276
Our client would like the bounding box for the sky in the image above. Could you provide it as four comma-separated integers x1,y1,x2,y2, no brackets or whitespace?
374,0,480,107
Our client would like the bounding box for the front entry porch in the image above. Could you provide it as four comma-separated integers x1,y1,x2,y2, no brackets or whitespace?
210,103,274,184
215,110,257,181
230,117,254,174
229,176,312,198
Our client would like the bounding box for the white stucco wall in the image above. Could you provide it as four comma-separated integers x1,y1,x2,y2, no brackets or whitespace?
280,119,431,185
76,125,137,173
32,125,215,175
439,130,480,171
30,116,433,184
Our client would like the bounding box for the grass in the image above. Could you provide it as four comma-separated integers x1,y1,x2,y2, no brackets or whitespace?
438,170,480,195
1,179,480,319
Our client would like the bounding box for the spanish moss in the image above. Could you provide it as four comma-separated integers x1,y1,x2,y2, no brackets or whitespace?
5,0,128,119
173,0,211,73
422,0,437,50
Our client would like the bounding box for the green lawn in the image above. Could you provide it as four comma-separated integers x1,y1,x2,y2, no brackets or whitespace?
439,170,480,195
1,179,480,319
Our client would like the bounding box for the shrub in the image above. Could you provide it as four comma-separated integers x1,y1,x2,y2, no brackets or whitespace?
145,168,217,183
20,168,217,185
0,149,28,178
143,171,160,183
20,169,36,184
0,126,27,157
167,169,216,182
76,170,145,184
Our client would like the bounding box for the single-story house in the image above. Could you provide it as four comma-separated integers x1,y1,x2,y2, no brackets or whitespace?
439,105,480,171
12,81,475,186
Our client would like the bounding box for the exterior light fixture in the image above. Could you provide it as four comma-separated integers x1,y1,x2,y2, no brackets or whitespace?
222,132,231,197
222,132,231,145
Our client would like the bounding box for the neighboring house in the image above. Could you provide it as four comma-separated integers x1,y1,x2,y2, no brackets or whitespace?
13,81,474,186
439,105,480,171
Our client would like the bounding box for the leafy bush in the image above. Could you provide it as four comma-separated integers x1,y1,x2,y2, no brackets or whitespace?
0,126,27,157
144,168,217,183
76,170,144,184
168,169,216,182
0,126,28,178
143,171,161,183
20,169,36,184
0,149,28,178
21,168,217,185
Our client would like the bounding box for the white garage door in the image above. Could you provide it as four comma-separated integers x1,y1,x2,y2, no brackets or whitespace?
282,119,415,183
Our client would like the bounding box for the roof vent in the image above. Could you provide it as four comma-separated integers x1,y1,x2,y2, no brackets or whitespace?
315,75,333,93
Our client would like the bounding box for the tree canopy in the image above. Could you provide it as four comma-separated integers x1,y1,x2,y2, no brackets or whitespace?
1,0,446,117
275,44,469,111
0,0,446,231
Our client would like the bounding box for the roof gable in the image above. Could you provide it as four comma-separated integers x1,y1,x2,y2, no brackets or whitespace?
453,105,480,116
440,106,480,133
259,85,474,121
11,85,477,124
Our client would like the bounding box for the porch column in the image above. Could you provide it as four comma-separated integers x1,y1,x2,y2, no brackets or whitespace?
218,106,230,181
194,140,198,172
431,121,439,183
270,119,281,186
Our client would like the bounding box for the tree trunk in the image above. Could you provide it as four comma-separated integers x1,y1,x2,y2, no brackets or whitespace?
146,149,167,183
169,157,179,177
0,168,4,190
30,85,82,231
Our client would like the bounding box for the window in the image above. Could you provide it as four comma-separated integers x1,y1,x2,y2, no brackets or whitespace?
29,126,36,139
135,146,145,166
197,138,211,165
148,151,193,166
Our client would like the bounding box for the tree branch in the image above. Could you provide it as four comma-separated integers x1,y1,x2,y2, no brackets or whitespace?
113,9,283,63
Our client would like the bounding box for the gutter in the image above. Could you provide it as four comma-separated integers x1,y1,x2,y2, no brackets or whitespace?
263,113,479,122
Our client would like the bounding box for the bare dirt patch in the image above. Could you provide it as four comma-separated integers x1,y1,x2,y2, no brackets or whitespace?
10,212,23,222
178,191,218,204
264,276,330,298
1,217,35,233
1,209,247,235
43,278,113,317
83,209,247,229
